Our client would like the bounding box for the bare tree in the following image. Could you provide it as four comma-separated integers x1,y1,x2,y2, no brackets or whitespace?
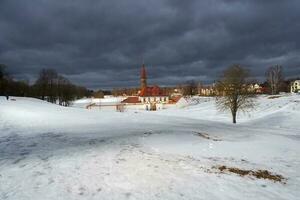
0,64,9,99
0,64,7,80
34,69,58,102
57,75,73,106
266,65,283,95
93,90,105,98
197,82,203,95
179,80,198,96
215,65,255,124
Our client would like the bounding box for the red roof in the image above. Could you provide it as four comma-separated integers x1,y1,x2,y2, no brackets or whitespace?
141,64,147,79
169,95,182,104
139,85,167,97
121,96,141,104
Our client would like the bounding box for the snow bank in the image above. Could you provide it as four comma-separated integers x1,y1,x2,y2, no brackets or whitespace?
0,94,300,200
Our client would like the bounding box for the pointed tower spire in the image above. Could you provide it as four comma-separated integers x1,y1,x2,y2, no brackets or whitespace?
140,64,147,89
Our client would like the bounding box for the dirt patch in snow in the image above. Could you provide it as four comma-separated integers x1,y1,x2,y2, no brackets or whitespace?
268,96,282,99
195,132,222,141
214,165,286,183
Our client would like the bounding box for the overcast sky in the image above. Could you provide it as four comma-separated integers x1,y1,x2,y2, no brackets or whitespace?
0,0,300,89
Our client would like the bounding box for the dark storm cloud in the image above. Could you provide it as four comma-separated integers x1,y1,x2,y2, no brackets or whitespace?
0,0,300,89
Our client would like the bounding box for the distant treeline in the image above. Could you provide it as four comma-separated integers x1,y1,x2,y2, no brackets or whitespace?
0,64,92,106
1,64,298,106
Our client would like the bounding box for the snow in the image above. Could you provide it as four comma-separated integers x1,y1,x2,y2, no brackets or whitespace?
0,94,300,200
72,97,125,108
156,94,300,127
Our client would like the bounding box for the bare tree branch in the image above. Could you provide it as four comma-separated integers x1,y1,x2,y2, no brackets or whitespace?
215,65,256,124
266,65,283,95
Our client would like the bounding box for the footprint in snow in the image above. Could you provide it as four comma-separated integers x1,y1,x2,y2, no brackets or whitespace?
78,187,86,196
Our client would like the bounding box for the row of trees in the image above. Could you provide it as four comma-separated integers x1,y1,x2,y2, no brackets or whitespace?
34,69,91,106
0,64,9,97
0,65,91,106
0,64,30,98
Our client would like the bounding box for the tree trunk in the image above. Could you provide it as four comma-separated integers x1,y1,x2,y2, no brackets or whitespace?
232,110,237,124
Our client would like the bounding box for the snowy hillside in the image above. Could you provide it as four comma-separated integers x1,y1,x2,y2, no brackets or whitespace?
154,94,300,128
0,95,300,200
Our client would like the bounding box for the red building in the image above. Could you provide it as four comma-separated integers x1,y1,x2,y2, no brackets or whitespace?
122,64,169,110
138,64,169,103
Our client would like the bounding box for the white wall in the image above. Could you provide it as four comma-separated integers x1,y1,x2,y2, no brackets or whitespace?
139,96,169,103
124,104,145,111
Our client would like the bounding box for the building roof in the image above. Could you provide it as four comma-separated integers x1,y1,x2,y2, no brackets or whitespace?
121,96,141,104
169,95,182,104
139,85,168,97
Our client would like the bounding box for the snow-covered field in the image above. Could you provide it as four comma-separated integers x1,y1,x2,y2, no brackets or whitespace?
0,94,300,200
72,97,125,108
